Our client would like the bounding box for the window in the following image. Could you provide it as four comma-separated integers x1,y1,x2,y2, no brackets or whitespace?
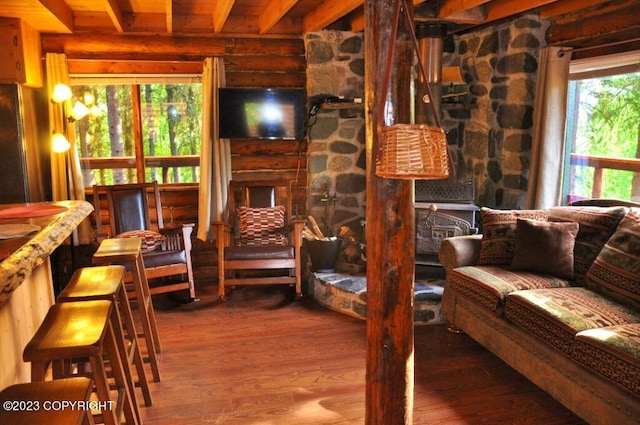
563,52,640,203
69,76,202,186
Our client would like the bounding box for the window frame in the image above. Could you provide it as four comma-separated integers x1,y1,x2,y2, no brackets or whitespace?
563,51,640,203
69,74,203,186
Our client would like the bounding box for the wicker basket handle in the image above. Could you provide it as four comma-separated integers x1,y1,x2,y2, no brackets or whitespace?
379,0,441,128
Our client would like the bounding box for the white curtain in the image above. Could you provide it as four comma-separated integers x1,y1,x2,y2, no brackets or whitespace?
197,57,231,241
46,53,92,244
526,46,572,209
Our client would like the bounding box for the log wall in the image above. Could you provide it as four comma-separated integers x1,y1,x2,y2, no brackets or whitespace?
42,32,309,285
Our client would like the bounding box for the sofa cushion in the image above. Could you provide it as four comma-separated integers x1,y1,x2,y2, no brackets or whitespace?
478,208,548,266
547,206,628,286
572,324,640,397
448,265,573,316
511,218,579,279
586,208,640,310
504,287,640,355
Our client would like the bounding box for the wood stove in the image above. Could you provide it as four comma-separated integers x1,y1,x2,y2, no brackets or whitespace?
415,179,478,266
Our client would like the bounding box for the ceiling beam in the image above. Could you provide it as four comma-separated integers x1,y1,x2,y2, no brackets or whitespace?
166,0,173,34
484,0,558,23
213,0,236,34
103,0,125,32
546,2,640,47
351,11,364,33
38,0,74,32
303,0,363,32
437,0,491,19
258,0,300,34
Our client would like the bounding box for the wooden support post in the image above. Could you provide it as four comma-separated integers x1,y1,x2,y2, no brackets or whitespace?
364,0,415,423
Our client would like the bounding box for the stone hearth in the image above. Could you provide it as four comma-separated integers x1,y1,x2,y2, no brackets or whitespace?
309,272,445,325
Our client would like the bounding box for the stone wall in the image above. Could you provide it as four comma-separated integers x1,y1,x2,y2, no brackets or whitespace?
304,31,366,236
303,15,549,228
443,14,549,209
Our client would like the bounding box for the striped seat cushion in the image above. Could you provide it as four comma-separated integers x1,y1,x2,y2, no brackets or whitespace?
448,266,573,316
504,287,640,355
573,324,640,397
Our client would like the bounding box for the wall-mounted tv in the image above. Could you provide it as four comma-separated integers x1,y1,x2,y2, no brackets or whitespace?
218,88,305,140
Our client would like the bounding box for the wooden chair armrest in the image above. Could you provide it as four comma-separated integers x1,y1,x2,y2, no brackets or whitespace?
159,224,194,251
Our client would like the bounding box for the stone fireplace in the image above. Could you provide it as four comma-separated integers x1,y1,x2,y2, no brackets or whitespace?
303,13,549,243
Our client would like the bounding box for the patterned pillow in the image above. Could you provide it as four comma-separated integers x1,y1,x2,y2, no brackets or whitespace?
586,208,640,309
115,229,165,253
237,205,287,245
478,208,548,266
548,206,629,286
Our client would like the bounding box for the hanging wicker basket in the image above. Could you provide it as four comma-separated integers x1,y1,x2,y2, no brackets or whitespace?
375,0,454,180
377,124,449,179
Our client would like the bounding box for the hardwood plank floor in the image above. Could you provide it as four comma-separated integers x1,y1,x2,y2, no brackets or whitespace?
138,283,587,424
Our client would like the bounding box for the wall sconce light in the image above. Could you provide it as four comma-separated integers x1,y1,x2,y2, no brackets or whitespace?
70,100,90,121
50,83,101,122
442,67,468,102
52,132,71,153
51,83,73,103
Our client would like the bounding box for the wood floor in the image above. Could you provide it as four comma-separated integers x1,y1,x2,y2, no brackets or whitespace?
137,283,587,424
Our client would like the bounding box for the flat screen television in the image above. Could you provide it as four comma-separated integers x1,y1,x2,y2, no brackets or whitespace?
218,88,305,140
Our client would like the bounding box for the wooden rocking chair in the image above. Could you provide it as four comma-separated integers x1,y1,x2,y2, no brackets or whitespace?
93,181,197,301
213,180,305,300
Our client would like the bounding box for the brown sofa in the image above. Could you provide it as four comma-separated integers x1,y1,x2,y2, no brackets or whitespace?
440,202,640,425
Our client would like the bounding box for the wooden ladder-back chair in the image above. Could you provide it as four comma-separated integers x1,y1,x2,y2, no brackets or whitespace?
213,180,305,300
93,181,197,302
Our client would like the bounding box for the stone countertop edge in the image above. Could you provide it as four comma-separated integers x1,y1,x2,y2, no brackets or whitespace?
0,200,94,305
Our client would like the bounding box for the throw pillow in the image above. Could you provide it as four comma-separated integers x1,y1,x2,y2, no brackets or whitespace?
115,229,165,253
586,208,640,309
511,218,579,279
237,205,286,244
548,206,629,286
478,207,549,266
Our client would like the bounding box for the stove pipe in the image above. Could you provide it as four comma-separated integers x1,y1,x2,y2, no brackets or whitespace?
415,22,448,126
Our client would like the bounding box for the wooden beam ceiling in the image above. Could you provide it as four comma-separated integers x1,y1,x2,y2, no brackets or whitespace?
0,0,637,59
212,0,236,34
303,0,364,32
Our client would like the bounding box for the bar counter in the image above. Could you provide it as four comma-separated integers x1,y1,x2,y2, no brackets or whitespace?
0,200,93,389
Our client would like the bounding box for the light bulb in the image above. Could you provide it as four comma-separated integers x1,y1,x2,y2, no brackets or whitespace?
51,83,72,103
52,133,71,153
70,101,90,121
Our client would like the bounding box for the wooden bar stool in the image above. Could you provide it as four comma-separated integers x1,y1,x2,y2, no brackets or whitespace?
57,265,153,408
0,377,95,425
92,237,162,383
23,300,139,425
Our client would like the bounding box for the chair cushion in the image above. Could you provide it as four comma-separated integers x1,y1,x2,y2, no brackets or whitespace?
504,287,640,355
478,208,548,266
448,265,573,316
237,233,289,246
547,205,628,286
224,245,294,261
586,208,640,310
141,249,187,268
573,324,640,397
115,230,165,253
237,205,287,245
